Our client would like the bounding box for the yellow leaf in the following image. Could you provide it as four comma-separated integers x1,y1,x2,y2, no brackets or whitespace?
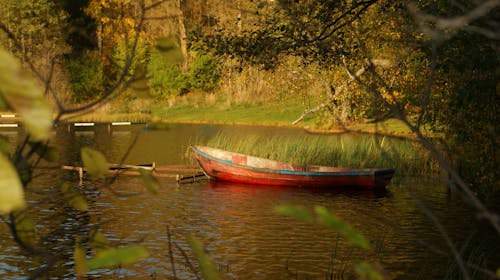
355,262,382,280
138,169,160,194
61,183,88,211
74,242,88,276
0,153,26,213
13,211,36,248
81,147,108,179
89,229,109,253
188,236,221,280
0,49,52,141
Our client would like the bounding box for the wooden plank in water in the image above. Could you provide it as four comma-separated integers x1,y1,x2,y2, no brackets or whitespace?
109,163,155,171
62,164,206,183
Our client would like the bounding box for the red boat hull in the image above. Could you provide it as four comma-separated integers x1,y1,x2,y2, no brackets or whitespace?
192,146,395,188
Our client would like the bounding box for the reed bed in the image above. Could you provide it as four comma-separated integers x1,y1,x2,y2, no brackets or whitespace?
199,133,439,176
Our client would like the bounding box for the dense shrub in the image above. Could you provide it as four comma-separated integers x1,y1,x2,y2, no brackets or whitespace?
188,53,221,91
431,33,499,198
147,49,189,97
65,51,104,102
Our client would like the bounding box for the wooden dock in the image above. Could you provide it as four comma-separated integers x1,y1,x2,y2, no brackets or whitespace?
62,163,207,184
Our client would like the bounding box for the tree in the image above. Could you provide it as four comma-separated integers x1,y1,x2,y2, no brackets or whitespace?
0,0,71,102
0,1,174,277
199,0,500,278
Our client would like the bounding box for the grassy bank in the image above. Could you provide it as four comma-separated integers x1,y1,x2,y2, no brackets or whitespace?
69,91,416,136
150,94,315,126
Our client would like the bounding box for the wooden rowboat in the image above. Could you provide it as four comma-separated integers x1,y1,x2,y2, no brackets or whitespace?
192,146,395,188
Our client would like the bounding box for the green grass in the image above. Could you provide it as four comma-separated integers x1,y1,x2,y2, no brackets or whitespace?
196,132,439,176
62,91,432,139
149,93,422,135
151,95,315,126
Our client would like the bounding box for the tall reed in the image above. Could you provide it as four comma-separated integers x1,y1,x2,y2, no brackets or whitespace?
199,133,439,176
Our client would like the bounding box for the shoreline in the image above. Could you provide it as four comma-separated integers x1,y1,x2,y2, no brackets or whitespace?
2,109,435,140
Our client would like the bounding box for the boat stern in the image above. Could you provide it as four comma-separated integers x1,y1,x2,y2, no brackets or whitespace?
373,168,396,188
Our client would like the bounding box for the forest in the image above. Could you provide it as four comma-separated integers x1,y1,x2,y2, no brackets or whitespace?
0,0,498,279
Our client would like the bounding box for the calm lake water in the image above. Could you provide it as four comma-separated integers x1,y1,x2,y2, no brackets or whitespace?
0,124,478,279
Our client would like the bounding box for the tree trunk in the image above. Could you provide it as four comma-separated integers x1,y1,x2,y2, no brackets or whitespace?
177,0,188,72
237,0,242,33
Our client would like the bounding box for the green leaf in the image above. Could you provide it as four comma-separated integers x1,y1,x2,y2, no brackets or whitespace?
81,147,108,179
188,236,221,280
354,262,382,280
74,242,88,276
314,206,369,249
13,210,36,248
61,182,88,211
138,169,160,194
0,48,52,141
0,153,26,213
87,245,149,270
497,268,500,277
274,204,314,223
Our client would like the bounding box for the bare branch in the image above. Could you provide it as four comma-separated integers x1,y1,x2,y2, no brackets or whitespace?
292,59,393,125
408,0,500,40
166,226,178,279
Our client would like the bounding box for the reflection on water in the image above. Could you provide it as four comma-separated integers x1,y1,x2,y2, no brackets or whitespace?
0,124,478,279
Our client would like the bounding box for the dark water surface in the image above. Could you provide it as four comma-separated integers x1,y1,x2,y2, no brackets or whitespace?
0,124,476,279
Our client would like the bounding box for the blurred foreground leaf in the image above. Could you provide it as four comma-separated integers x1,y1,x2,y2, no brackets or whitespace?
188,236,221,280
354,262,382,280
0,48,52,141
275,204,369,249
30,142,59,162
154,36,184,64
274,204,314,223
0,136,10,154
89,229,109,253
0,153,26,213
315,206,369,249
81,147,108,179
13,211,36,248
61,182,88,211
138,169,160,194
87,245,149,270
74,242,88,276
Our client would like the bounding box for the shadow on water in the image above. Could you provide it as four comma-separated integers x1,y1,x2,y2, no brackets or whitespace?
201,180,393,200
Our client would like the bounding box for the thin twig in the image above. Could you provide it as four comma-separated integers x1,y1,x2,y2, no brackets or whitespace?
174,243,201,280
166,226,178,279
